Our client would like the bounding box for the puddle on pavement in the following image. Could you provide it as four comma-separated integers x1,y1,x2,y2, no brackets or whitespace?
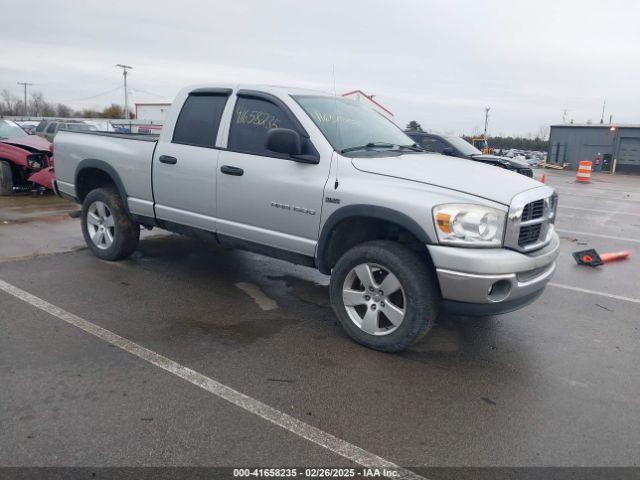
266,274,330,308
168,313,299,345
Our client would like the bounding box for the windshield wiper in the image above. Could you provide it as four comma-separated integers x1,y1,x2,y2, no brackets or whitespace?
397,143,424,152
340,142,395,154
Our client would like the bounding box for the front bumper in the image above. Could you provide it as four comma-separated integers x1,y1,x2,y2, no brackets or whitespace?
427,229,559,316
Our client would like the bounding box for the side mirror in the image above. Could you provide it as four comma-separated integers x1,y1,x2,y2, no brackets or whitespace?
442,147,455,156
265,128,302,156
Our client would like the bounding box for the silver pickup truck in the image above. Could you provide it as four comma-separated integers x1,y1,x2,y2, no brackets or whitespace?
53,84,559,352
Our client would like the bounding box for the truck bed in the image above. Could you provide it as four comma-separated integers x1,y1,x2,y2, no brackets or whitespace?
54,130,158,215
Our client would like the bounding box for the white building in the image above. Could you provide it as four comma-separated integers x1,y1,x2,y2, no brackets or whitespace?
134,102,172,123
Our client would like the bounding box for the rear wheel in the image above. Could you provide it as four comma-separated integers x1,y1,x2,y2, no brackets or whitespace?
0,160,14,196
329,240,440,352
81,187,140,260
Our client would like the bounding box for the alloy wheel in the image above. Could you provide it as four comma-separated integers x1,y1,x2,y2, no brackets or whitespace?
86,200,115,250
342,263,406,336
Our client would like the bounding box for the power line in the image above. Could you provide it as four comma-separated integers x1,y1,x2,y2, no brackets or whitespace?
131,87,167,99
55,85,122,104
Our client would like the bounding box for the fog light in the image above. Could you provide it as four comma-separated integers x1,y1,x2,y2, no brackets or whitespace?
487,280,511,302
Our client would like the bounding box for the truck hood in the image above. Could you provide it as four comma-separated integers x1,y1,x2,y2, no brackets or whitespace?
470,153,530,169
351,153,542,205
1,134,51,152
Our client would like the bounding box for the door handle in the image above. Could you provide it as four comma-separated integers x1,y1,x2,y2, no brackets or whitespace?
159,155,178,165
220,165,244,176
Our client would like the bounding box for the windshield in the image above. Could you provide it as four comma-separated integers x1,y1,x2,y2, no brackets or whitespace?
445,135,482,156
0,120,29,139
293,95,415,153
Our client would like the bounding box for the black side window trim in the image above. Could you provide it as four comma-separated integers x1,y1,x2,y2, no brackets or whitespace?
236,90,310,139
226,92,319,162
171,91,231,148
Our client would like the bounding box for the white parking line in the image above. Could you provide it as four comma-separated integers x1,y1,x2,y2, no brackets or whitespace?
0,279,424,480
555,228,640,244
559,205,640,217
548,282,640,304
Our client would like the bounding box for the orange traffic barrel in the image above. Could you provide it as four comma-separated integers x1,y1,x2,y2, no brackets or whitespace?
576,160,592,183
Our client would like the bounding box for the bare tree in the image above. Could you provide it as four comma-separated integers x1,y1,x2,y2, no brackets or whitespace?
536,125,550,141
1,89,20,115
30,91,46,116
55,103,72,117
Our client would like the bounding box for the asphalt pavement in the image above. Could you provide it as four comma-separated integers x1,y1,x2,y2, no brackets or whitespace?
1,169,639,475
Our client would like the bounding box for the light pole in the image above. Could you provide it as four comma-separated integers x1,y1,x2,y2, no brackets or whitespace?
17,82,33,117
483,107,490,141
115,64,132,119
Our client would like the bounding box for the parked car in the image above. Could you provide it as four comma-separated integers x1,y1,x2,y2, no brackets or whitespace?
37,120,98,142
406,131,534,177
53,84,559,352
15,121,40,135
0,119,55,194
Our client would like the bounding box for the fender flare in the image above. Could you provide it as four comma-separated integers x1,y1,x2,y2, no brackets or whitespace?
75,159,128,207
315,204,433,274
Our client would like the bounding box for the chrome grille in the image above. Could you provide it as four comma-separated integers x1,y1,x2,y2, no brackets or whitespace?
504,188,557,253
521,199,544,222
518,223,542,246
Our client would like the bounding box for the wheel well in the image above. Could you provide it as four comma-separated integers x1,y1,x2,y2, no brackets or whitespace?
76,168,117,202
319,216,433,274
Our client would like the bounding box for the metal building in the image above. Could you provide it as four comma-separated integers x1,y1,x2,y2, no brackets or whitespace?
548,124,640,174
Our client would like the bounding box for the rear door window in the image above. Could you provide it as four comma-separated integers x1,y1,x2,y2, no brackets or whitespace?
46,123,58,134
227,97,297,156
172,94,229,148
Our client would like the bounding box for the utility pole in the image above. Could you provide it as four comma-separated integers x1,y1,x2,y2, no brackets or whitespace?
483,107,490,140
115,64,132,119
600,99,606,124
17,82,33,117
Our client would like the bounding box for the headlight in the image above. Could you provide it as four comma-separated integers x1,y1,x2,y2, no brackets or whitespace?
432,203,506,247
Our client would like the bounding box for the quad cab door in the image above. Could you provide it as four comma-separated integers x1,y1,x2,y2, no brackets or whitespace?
152,89,231,231
216,91,330,258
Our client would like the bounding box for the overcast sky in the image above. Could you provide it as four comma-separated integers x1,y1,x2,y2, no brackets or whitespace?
2,0,638,136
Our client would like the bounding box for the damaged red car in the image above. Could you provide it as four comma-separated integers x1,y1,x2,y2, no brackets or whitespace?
0,119,55,195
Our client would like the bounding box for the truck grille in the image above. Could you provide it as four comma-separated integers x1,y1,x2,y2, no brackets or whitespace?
519,223,542,246
505,192,556,253
521,199,544,222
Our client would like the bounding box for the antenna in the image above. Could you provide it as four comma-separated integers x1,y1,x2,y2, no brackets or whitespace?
332,64,340,190
600,99,606,124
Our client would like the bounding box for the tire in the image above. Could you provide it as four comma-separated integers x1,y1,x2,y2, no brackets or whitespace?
329,240,440,352
0,160,14,196
81,187,140,261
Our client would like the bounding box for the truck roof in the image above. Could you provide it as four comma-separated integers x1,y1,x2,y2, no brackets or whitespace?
178,83,334,98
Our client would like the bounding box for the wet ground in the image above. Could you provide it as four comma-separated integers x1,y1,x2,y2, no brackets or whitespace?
1,170,639,474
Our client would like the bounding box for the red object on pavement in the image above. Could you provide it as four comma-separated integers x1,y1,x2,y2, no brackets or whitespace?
573,249,630,267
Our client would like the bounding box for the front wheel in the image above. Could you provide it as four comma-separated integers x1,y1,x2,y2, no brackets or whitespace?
81,187,140,260
329,240,440,352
